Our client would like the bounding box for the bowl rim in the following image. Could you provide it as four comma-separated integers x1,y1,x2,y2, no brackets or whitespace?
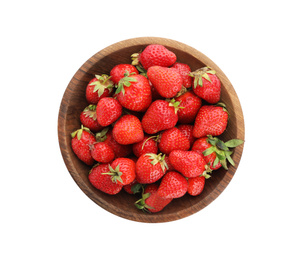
58,36,245,223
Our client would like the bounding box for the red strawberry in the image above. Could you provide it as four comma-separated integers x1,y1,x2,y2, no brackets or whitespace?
171,62,192,88
132,44,176,70
164,155,175,172
86,75,113,104
175,90,202,124
110,64,138,84
158,127,190,154
169,150,211,178
90,142,115,163
195,135,244,170
187,176,205,196
190,67,221,104
191,136,222,170
147,66,182,98
177,124,196,146
157,171,188,199
115,74,152,112
135,153,168,184
112,115,144,145
193,103,228,138
141,99,182,134
80,104,103,132
135,183,173,213
132,135,158,158
71,125,96,165
96,97,122,127
103,158,136,185
88,163,123,195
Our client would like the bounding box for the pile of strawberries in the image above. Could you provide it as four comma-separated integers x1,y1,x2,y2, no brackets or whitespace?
71,44,243,213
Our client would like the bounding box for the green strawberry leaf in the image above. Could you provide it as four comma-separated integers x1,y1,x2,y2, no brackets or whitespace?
213,156,220,167
203,146,216,156
216,139,229,151
131,183,143,194
202,73,212,83
225,139,244,148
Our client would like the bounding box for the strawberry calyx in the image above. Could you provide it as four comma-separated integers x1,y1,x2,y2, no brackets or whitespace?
203,135,244,170
83,104,97,120
90,74,114,97
95,127,110,142
71,125,93,140
102,164,124,184
145,153,169,172
215,102,228,113
167,98,185,114
115,70,137,95
189,66,216,89
131,52,141,66
134,187,153,213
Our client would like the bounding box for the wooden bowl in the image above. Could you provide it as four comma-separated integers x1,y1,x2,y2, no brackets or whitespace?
58,37,245,223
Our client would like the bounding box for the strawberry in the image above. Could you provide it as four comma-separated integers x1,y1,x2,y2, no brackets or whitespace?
157,171,188,199
147,66,182,98
141,99,182,134
86,75,113,104
110,64,138,84
71,125,96,165
88,163,122,195
132,135,158,158
190,66,221,104
132,44,176,70
96,97,122,127
112,115,144,145
175,90,202,124
191,136,222,170
187,176,205,196
164,155,175,172
177,124,196,146
80,104,103,132
158,127,190,154
102,158,136,185
193,103,228,138
96,128,132,158
135,183,173,213
135,153,168,184
171,62,192,88
115,73,152,112
169,150,211,178
199,135,244,170
90,142,115,163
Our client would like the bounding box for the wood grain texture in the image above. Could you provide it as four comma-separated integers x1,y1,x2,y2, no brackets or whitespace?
58,37,245,223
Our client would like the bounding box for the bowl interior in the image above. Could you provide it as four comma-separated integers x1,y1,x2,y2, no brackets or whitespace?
58,37,244,223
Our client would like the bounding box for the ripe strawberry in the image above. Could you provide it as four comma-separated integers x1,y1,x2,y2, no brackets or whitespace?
88,163,122,195
164,155,175,172
110,64,138,84
187,176,205,196
141,99,182,134
115,74,152,112
175,90,202,124
190,66,221,104
171,62,192,88
195,135,244,170
90,142,115,163
96,97,122,127
80,104,103,132
86,74,113,104
147,66,182,98
103,158,136,185
71,125,96,165
169,150,211,178
135,183,173,213
96,128,132,158
157,171,188,199
132,135,158,158
193,103,228,138
132,44,176,70
135,153,168,184
191,136,222,170
112,115,144,145
158,127,190,154
177,124,196,146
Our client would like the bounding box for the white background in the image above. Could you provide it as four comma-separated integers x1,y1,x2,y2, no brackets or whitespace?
1,0,300,259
